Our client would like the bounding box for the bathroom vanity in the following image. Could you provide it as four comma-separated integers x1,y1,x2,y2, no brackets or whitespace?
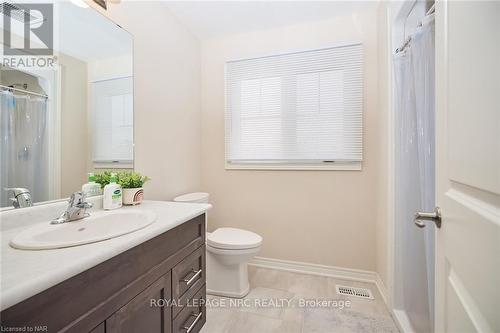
0,200,210,333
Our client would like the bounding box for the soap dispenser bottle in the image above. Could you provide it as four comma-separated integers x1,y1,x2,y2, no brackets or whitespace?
103,173,122,210
82,172,101,197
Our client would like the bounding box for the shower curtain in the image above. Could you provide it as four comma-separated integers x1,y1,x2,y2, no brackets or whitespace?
0,91,49,207
394,21,435,333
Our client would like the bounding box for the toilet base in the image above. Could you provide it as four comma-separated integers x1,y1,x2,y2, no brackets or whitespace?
206,245,259,298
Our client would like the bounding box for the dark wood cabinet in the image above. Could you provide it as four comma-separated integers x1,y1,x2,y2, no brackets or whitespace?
0,214,207,333
172,285,206,333
89,323,105,333
172,246,206,318
107,273,172,333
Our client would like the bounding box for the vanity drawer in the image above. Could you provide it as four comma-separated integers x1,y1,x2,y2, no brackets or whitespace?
172,245,205,316
172,285,206,333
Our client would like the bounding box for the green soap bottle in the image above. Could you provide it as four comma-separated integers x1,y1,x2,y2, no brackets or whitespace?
82,173,101,197
103,173,122,210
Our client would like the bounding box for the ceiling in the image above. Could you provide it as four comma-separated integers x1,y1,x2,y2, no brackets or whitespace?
58,2,132,62
0,1,132,62
163,1,379,40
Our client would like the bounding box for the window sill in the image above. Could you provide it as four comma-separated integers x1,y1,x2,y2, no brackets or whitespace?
93,162,134,169
225,162,362,171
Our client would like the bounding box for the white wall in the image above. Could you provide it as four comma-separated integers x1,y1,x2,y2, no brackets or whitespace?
95,1,202,199
200,9,383,271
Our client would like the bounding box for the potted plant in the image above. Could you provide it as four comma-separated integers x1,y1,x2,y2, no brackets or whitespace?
94,170,112,190
117,171,150,205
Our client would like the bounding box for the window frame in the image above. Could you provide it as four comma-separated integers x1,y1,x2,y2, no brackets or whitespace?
90,75,134,169
225,161,362,171
224,42,363,171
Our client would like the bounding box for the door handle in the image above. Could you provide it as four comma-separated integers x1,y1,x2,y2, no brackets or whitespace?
414,207,442,228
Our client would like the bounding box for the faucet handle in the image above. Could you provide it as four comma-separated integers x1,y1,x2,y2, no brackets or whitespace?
5,188,32,208
68,191,85,205
51,191,93,224
68,191,84,209
68,191,93,209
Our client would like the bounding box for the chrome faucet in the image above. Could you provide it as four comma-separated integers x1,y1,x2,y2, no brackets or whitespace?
51,191,93,224
5,188,33,208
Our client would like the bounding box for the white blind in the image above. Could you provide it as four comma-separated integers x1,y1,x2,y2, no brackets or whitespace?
91,76,133,164
225,43,363,164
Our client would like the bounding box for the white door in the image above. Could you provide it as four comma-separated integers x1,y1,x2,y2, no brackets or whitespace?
433,1,500,332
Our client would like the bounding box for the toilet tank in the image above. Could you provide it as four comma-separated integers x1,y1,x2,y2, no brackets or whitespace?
173,192,209,203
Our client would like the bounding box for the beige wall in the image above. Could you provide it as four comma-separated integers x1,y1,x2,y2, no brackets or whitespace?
201,10,383,271
60,53,88,197
88,55,133,82
99,1,202,199
96,1,391,277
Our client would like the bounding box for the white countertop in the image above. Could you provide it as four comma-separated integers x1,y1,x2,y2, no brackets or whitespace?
0,200,211,311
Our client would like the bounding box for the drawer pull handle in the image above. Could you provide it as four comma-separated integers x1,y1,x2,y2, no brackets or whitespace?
182,269,202,286
183,311,202,333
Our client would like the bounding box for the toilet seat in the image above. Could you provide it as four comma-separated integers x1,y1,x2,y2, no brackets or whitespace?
173,192,209,203
206,245,260,256
207,227,262,250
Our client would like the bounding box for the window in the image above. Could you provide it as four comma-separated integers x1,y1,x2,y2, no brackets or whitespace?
225,43,363,170
91,76,133,166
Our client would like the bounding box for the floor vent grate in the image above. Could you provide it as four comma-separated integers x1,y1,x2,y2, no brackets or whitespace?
336,285,374,299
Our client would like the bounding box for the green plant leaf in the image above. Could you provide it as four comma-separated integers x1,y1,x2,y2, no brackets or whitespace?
93,171,150,189
116,171,150,189
93,170,112,189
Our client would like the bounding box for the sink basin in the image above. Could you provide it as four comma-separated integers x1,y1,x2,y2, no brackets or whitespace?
10,209,157,250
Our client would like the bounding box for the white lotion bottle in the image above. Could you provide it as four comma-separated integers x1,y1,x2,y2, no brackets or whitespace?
103,173,122,210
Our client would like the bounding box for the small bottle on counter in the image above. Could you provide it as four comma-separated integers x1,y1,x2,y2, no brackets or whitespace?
103,173,122,210
82,172,101,197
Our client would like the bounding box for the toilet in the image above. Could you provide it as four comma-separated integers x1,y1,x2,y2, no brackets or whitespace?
173,192,262,298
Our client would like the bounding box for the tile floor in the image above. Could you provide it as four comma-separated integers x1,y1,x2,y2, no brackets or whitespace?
201,266,399,333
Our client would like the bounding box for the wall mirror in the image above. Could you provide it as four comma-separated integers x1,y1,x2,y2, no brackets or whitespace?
0,2,133,209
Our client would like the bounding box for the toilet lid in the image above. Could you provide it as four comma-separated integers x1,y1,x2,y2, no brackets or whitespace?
207,228,262,250
173,192,209,203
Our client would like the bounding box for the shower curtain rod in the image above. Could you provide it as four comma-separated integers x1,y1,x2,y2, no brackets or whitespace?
0,84,48,99
395,3,435,54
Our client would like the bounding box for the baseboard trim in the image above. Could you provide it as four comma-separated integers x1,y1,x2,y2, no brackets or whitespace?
375,273,389,306
249,256,388,299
